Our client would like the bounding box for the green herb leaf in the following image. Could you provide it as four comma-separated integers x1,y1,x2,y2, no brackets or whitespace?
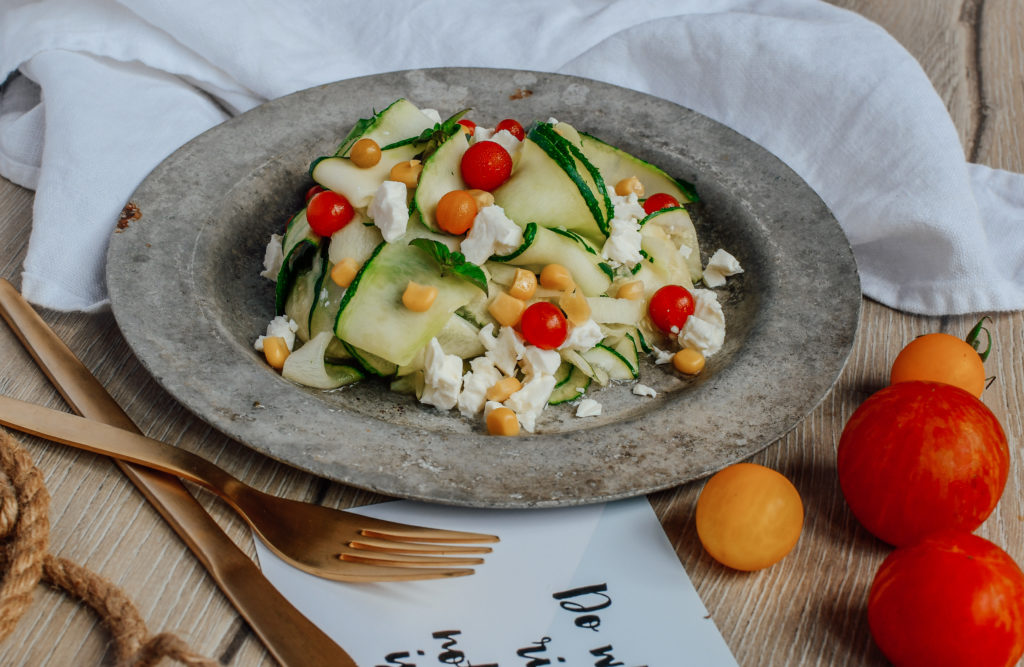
409,238,488,295
965,315,994,362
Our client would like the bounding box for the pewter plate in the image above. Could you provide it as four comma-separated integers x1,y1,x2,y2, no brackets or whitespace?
107,68,859,508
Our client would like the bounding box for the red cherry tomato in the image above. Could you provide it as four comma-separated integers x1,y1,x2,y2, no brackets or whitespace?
837,381,1009,546
305,184,325,202
306,190,355,237
868,531,1024,667
642,193,681,215
456,119,477,135
519,302,568,350
647,285,695,334
494,118,525,141
460,141,513,191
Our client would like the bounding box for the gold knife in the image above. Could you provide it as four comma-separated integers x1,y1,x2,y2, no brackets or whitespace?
0,279,357,667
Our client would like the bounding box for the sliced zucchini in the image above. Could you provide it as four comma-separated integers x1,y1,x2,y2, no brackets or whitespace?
580,131,698,204
611,333,640,379
328,216,384,266
548,363,591,405
492,223,612,296
284,252,323,342
640,223,694,290
306,259,352,362
560,348,609,386
311,143,421,210
492,128,606,242
582,344,634,383
586,296,645,325
335,98,435,156
396,312,485,375
642,206,701,283
413,130,469,232
282,332,364,390
334,239,482,366
275,209,320,314
343,341,399,377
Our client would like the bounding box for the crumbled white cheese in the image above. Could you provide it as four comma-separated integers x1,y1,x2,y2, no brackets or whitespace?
420,338,463,411
368,181,409,242
485,325,525,377
521,346,562,379
652,346,674,365
601,193,646,268
677,243,694,260
575,398,602,418
458,356,503,417
487,130,521,156
472,126,495,143
546,117,560,125
459,205,524,265
702,249,743,288
558,319,604,351
632,383,658,398
254,315,299,352
679,288,725,357
420,108,442,124
504,374,556,432
260,234,284,281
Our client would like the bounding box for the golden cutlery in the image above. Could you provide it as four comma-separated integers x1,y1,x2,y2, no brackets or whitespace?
0,393,497,580
0,278,356,667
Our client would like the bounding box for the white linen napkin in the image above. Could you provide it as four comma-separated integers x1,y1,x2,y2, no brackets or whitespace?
1,0,1022,315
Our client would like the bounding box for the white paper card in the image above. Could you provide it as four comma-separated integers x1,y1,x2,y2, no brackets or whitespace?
254,497,737,666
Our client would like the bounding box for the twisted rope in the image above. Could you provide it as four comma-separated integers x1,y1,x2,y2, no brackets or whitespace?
0,428,218,666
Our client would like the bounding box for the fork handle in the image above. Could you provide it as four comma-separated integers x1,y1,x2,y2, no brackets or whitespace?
0,279,356,667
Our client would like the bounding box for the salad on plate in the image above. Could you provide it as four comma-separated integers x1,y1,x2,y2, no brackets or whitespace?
255,99,743,435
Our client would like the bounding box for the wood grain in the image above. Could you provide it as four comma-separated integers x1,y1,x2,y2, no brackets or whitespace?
0,1,1022,664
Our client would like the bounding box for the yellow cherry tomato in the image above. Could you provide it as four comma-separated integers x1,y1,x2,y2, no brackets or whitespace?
890,332,986,397
695,463,804,571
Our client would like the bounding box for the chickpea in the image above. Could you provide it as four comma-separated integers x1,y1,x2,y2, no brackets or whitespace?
262,336,290,370
539,263,574,291
487,407,520,436
558,288,591,325
508,268,537,300
673,348,706,375
488,291,526,327
389,159,422,188
614,176,645,197
330,257,360,288
486,377,522,402
350,138,382,168
466,188,495,210
402,281,439,312
615,280,645,300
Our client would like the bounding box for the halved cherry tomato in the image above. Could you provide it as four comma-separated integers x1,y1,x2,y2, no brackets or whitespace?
460,141,513,191
495,118,525,141
642,193,680,215
306,190,354,237
648,284,695,334
519,302,568,350
456,119,477,136
305,184,325,202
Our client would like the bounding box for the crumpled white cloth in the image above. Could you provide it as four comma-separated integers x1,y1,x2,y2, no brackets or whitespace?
1,0,1022,315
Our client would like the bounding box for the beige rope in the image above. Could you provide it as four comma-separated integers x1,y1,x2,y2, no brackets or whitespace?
0,428,218,666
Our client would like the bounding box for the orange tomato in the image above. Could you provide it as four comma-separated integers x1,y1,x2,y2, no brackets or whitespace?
435,190,478,235
695,463,804,571
890,332,986,397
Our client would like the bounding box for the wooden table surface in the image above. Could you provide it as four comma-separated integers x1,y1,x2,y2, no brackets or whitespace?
1,2,1022,664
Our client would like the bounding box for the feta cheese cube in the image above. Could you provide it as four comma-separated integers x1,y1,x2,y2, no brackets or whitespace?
521,346,561,379
632,383,658,398
420,338,463,411
679,289,725,357
260,233,284,281
486,325,525,377
575,398,602,417
458,356,503,417
652,346,674,365
368,181,410,242
487,130,521,156
600,194,647,268
459,205,524,265
472,126,495,143
702,249,743,288
254,315,299,352
504,374,556,432
558,319,604,351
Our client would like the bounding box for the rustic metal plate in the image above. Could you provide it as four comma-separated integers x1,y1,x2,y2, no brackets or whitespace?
107,68,860,508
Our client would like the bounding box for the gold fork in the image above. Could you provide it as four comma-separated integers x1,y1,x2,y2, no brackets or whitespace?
0,393,497,581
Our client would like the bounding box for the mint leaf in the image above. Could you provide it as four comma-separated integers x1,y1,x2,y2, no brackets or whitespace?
409,238,488,295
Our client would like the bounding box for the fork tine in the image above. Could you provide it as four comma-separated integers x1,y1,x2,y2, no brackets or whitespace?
349,537,493,555
323,562,477,583
341,551,485,567
361,525,500,544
